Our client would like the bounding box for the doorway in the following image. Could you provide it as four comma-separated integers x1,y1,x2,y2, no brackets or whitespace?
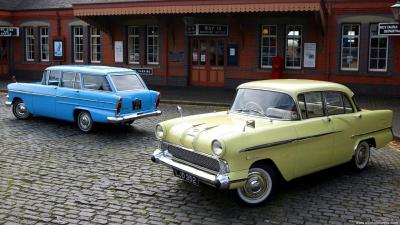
0,38,9,79
190,38,225,87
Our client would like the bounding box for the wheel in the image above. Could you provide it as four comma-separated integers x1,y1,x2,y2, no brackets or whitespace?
236,165,277,205
12,99,32,120
351,141,371,171
77,111,94,133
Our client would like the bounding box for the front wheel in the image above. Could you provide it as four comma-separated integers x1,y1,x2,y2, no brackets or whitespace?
236,165,276,205
77,111,94,133
351,141,371,171
12,99,32,120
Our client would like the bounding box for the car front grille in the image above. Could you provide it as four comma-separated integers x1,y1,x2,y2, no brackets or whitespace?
162,142,220,173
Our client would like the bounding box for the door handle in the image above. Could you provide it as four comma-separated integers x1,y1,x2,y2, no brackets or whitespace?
74,90,79,93
323,117,331,123
355,114,362,119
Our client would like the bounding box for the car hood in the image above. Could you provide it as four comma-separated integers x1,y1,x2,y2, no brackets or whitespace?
161,111,292,156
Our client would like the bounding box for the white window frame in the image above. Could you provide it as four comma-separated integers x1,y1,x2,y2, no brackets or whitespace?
25,27,35,62
260,25,277,68
285,25,302,69
90,27,101,63
147,25,159,65
40,27,49,62
73,26,84,63
341,24,360,71
368,24,389,72
128,26,140,64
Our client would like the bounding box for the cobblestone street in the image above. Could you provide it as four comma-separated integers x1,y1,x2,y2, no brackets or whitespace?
0,93,399,225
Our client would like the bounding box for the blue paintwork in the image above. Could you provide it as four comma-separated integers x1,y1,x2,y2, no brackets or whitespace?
7,65,160,124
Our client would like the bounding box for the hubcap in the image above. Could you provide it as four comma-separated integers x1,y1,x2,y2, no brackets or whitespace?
238,168,272,204
16,103,28,117
80,114,91,130
355,143,369,168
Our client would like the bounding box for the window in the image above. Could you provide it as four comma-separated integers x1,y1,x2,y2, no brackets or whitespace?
261,25,277,68
147,26,159,64
73,26,84,63
285,25,302,69
61,72,76,88
298,92,324,119
128,26,140,64
90,27,101,63
39,27,49,62
25,27,35,61
325,92,354,115
341,24,360,71
82,74,112,91
41,70,48,84
75,73,81,89
48,70,61,86
111,74,145,91
369,24,388,72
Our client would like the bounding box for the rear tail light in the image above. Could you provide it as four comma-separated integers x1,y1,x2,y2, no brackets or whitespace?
156,94,160,108
116,97,122,115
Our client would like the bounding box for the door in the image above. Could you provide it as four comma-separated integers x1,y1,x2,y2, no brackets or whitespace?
190,38,225,87
32,70,59,117
0,38,9,79
56,72,81,121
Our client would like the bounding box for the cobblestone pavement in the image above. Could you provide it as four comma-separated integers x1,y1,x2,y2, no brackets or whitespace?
0,93,399,225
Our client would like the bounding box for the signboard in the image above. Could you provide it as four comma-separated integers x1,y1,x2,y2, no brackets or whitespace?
131,68,153,76
114,41,123,63
0,27,19,37
303,43,317,68
378,23,400,36
185,24,229,36
53,39,64,61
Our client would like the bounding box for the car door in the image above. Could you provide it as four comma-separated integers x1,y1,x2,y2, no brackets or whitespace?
55,71,81,121
294,92,335,177
324,91,358,164
32,70,59,117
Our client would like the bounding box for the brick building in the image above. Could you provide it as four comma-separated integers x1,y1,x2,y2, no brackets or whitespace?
0,0,399,96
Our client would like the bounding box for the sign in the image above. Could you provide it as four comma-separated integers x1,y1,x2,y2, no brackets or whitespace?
185,24,229,36
114,41,123,63
131,68,153,76
0,27,19,37
53,39,64,61
378,23,400,36
303,43,316,68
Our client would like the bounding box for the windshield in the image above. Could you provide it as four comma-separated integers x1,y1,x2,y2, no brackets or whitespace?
231,89,299,120
111,74,145,91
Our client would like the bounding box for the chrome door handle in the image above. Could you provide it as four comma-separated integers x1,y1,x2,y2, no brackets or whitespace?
355,114,362,119
323,117,331,122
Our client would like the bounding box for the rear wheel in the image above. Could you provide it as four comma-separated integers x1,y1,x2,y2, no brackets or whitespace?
12,99,32,120
236,165,276,205
77,111,94,133
351,141,371,171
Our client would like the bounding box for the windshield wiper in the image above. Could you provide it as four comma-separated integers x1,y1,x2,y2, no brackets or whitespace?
233,108,265,117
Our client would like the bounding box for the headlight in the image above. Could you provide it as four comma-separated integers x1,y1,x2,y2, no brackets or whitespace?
212,140,224,157
155,125,164,139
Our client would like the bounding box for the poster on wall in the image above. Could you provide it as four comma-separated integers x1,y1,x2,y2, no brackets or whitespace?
303,43,316,68
53,39,64,61
114,41,123,63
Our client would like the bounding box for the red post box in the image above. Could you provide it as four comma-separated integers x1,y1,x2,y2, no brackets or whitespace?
271,56,284,79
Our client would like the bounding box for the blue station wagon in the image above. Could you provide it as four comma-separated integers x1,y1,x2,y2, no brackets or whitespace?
5,65,162,132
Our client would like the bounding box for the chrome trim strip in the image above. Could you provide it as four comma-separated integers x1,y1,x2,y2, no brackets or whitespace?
240,130,343,153
107,110,162,123
11,90,54,97
351,126,392,138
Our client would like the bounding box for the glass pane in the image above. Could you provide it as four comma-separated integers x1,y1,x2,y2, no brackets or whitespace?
378,59,386,69
379,49,387,58
325,92,344,115
192,40,198,65
304,92,324,118
370,59,378,69
298,94,307,119
210,40,216,66
218,40,224,66
83,75,112,91
111,74,145,91
343,94,353,113
379,38,387,48
61,72,75,88
370,49,378,58
200,40,206,66
371,38,378,48
48,71,61,86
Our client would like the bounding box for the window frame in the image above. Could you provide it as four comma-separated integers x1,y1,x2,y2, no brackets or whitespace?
340,24,360,71
25,27,35,62
147,25,159,65
323,91,355,116
81,74,113,92
128,26,140,64
260,25,278,68
39,27,49,62
73,26,84,63
60,71,77,89
285,25,303,70
90,27,101,63
368,23,389,72
297,91,326,119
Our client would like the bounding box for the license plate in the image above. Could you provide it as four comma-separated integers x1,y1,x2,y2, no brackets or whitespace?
173,169,199,186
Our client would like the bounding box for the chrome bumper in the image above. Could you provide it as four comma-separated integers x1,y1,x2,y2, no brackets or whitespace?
151,149,230,189
5,101,12,107
107,110,162,123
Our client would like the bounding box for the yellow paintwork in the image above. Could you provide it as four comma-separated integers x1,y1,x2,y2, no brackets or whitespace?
157,79,393,189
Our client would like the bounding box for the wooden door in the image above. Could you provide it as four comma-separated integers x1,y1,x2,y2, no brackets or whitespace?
190,38,225,87
0,38,9,79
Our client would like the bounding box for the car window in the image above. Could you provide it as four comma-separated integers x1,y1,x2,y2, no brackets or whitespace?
343,94,354,113
298,92,324,119
111,74,145,91
325,92,344,115
41,71,48,85
352,96,361,112
61,72,75,88
75,73,81,89
48,70,61,86
82,74,112,91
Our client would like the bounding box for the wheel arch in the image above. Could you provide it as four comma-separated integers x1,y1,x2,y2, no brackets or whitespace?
353,137,376,155
249,158,286,183
73,108,91,122
12,96,23,104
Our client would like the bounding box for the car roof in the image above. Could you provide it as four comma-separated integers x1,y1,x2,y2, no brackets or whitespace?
46,65,136,75
238,79,354,97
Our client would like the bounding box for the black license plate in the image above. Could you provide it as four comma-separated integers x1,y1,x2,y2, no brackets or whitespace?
173,169,199,186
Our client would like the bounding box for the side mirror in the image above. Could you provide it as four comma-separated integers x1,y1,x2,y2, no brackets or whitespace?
243,120,255,132
177,105,183,117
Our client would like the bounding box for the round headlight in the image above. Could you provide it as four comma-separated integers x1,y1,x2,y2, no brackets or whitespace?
155,125,164,139
212,140,224,157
